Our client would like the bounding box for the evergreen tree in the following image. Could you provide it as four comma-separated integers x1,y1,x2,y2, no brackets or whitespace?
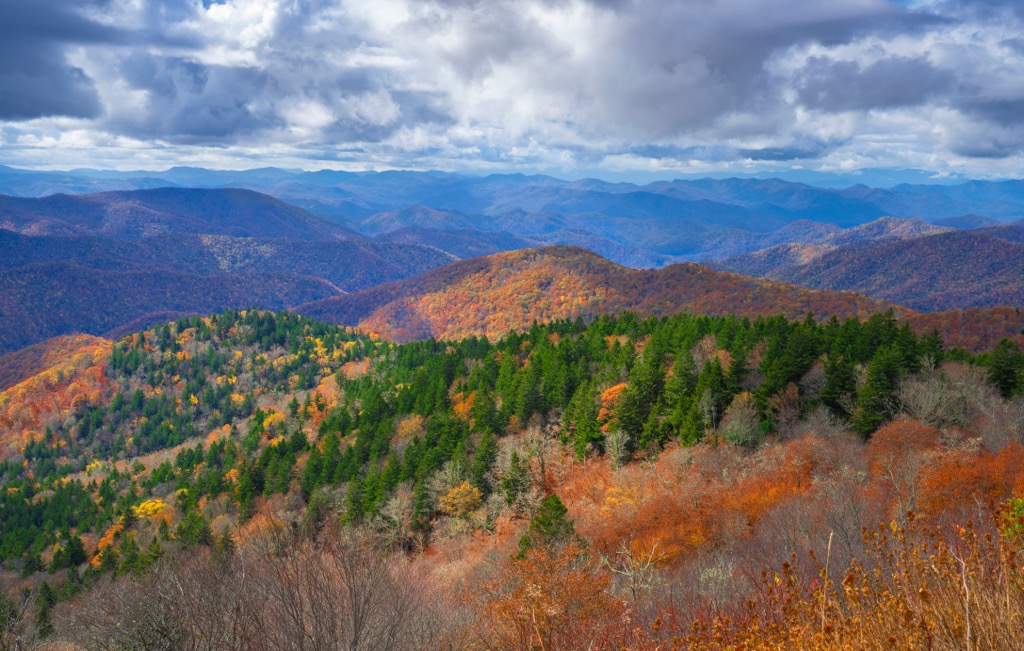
35,581,54,639
989,338,1024,399
65,535,87,567
616,350,665,448
176,511,213,548
851,345,905,438
502,451,530,510
820,353,857,418
471,431,499,495
519,493,577,554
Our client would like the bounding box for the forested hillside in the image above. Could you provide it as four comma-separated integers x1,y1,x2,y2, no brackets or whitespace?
298,246,1024,351
774,231,1024,311
1,307,1023,649
0,223,455,353
0,263,339,353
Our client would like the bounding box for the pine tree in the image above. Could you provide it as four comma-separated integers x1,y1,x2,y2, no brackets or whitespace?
35,581,54,639
471,430,499,495
989,338,1024,399
851,345,905,438
616,350,665,449
65,535,87,567
820,353,857,418
502,451,530,510
519,493,577,554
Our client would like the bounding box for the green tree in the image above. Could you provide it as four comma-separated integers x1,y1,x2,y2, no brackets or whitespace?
851,345,905,438
471,430,499,495
65,535,87,567
988,338,1024,399
176,511,213,548
519,493,577,554
820,353,857,418
502,451,530,511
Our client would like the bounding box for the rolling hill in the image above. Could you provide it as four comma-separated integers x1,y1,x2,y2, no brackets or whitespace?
0,333,110,391
0,230,454,290
772,230,1024,312
375,226,533,260
0,263,344,353
709,217,952,277
296,246,1024,351
297,246,903,342
0,188,359,240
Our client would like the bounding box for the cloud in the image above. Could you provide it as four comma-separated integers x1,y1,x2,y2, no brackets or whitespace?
795,56,954,111
0,0,120,119
0,0,1023,176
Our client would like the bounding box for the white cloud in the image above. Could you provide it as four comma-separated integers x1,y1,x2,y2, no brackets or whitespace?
0,0,1023,178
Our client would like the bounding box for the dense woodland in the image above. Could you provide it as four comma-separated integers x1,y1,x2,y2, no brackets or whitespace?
1,307,1024,649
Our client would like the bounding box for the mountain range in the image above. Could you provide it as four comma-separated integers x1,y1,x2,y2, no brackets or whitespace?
714,225,1024,312
1,174,1023,354
3,166,1024,263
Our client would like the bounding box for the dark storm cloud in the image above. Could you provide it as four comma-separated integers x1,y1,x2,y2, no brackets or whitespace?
796,56,955,112
739,141,834,161
409,0,941,142
959,98,1024,126
0,0,120,119
113,55,277,141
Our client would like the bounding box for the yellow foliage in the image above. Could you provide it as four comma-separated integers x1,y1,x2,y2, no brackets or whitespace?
440,481,483,517
264,412,285,430
394,414,425,443
133,498,168,519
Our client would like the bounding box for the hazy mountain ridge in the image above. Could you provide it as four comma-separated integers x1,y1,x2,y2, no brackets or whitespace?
4,167,1024,269
0,189,460,351
709,217,953,276
0,262,342,353
773,230,1024,312
0,188,360,240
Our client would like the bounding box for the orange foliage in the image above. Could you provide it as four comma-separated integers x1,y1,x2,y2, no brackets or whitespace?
92,516,124,567
597,382,627,427
917,444,1024,519
451,390,476,421
0,336,113,459
393,414,425,444
562,437,830,564
477,543,619,651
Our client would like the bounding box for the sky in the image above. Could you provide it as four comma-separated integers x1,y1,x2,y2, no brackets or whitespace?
1,0,1023,180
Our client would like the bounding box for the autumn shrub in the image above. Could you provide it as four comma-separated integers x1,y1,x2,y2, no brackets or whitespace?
440,480,483,518
661,508,1024,651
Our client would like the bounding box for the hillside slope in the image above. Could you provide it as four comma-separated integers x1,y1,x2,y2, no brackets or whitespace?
0,263,341,352
708,217,951,276
297,247,904,341
774,231,1024,311
0,188,359,240
0,334,110,391
297,246,1024,350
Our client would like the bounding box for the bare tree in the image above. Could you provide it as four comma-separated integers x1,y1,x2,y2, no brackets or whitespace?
58,527,455,651
0,589,36,651
601,536,666,604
